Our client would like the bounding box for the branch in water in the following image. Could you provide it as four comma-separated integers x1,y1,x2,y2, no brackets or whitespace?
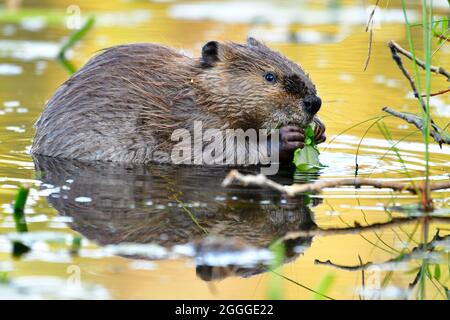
222,170,450,197
280,216,450,239
314,231,449,271
382,107,450,146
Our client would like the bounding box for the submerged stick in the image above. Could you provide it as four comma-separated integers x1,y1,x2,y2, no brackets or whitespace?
280,216,450,239
382,107,450,146
222,170,450,197
314,232,449,271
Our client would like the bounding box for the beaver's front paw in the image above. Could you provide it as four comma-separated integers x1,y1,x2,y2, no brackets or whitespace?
279,125,305,164
313,117,326,144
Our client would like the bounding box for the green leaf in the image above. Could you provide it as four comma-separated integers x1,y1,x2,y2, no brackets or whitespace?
303,194,311,205
292,122,323,172
293,145,321,170
304,124,315,143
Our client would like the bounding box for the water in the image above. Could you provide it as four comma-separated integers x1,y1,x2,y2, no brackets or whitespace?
0,0,449,299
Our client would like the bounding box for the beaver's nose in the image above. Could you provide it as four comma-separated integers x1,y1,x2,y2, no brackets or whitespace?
303,95,322,115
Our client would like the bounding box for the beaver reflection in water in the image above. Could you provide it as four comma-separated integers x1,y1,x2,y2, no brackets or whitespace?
33,155,318,281
31,38,325,165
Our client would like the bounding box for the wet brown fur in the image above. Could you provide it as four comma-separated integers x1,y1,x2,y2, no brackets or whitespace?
31,38,318,163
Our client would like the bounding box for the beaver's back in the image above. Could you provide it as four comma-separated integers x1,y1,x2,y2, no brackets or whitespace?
32,44,197,162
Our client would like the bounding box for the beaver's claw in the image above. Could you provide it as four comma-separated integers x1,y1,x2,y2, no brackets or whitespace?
313,116,326,144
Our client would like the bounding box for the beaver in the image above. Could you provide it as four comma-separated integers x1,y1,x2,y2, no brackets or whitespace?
31,37,325,165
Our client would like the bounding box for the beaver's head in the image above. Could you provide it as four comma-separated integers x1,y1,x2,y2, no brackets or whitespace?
196,37,321,129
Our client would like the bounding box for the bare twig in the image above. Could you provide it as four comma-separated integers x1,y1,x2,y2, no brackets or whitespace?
365,0,380,32
389,40,450,81
432,35,449,56
409,268,422,289
388,41,427,112
222,170,450,197
314,232,448,271
386,41,449,147
382,107,450,146
364,23,374,72
434,34,450,44
421,87,450,97
315,258,375,271
280,216,450,239
363,0,380,71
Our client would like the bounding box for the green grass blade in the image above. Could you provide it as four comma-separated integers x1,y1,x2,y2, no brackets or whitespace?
267,242,285,300
58,16,95,74
13,185,29,233
312,272,335,300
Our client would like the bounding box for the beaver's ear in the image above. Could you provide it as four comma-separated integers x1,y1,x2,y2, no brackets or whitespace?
202,41,221,67
247,37,263,47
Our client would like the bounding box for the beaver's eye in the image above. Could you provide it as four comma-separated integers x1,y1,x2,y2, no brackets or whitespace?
264,72,277,84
